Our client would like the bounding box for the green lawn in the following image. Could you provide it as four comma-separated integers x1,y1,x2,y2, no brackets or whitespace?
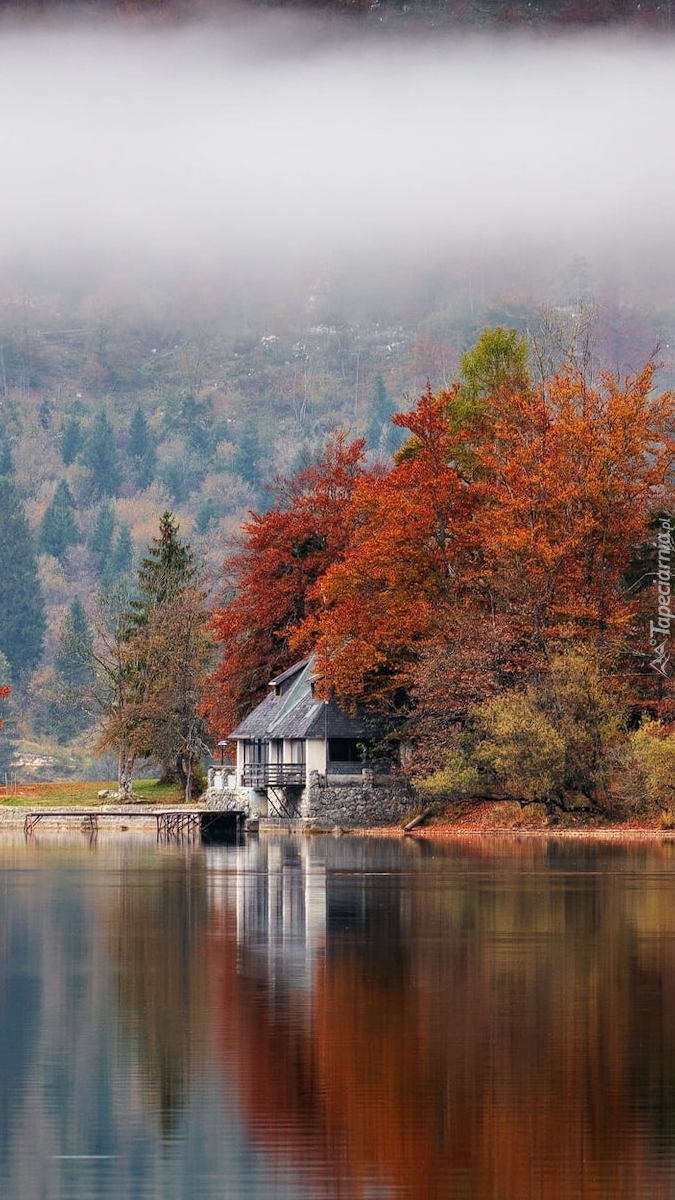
0,779,188,808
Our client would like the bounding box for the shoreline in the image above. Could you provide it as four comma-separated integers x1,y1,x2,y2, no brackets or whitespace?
2,796,672,840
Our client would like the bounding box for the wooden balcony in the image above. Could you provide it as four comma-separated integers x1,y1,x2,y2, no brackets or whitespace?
242,762,305,788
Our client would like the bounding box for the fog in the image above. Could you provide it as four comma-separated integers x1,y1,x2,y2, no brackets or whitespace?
0,11,672,296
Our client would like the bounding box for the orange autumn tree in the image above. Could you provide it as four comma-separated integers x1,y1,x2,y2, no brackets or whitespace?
474,361,675,647
293,385,488,712
299,356,675,728
205,430,374,736
0,685,9,729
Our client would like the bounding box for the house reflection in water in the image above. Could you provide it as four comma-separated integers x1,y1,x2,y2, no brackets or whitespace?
205,834,419,1198
207,835,411,996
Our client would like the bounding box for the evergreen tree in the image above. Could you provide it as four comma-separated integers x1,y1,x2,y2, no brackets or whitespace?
55,597,94,680
82,411,119,498
101,522,134,589
88,501,115,578
128,406,156,489
234,423,262,488
366,374,402,454
38,479,80,562
60,416,83,466
0,430,13,476
38,397,52,430
130,511,196,624
97,513,211,798
0,477,45,680
52,597,95,742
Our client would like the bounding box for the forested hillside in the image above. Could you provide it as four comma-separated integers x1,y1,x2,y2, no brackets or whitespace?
1,0,675,787
0,253,672,782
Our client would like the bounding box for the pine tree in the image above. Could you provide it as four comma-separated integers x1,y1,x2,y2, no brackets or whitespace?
101,522,134,590
38,479,80,562
0,430,13,476
0,477,46,680
52,597,95,742
60,416,83,467
82,411,119,498
366,374,401,453
88,501,115,578
130,511,196,623
38,397,52,430
96,514,211,799
128,406,156,489
234,423,262,489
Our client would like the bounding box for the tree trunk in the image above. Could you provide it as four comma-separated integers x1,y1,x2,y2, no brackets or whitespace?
118,748,134,799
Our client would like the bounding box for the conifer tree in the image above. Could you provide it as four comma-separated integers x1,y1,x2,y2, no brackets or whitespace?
38,479,80,562
128,406,156,489
0,430,13,476
366,374,401,453
82,411,119,498
0,476,45,680
234,424,262,489
88,501,115,578
97,513,211,798
101,522,134,589
52,597,95,742
60,416,83,466
130,511,196,623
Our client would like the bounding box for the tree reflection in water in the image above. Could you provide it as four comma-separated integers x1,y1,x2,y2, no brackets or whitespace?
110,852,209,1138
207,836,675,1200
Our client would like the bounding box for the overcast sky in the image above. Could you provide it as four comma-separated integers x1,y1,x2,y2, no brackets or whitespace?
0,12,671,286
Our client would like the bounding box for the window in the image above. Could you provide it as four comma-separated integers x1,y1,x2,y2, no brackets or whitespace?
243,739,267,765
328,739,363,763
290,739,305,764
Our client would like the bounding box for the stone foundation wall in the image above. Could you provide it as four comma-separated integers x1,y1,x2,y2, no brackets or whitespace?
306,776,411,828
203,787,253,815
203,775,413,829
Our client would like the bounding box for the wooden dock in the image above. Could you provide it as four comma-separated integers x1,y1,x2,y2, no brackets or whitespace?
22,807,244,842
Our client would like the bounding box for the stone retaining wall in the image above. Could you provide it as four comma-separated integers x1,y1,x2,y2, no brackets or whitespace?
204,779,411,829
203,787,252,815
305,778,411,828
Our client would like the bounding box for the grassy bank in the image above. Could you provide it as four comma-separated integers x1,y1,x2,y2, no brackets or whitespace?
0,779,187,808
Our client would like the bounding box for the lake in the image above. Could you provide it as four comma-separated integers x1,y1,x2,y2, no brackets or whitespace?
1,830,675,1200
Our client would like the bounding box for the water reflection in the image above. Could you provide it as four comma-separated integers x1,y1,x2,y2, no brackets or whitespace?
207,836,675,1200
2,834,675,1198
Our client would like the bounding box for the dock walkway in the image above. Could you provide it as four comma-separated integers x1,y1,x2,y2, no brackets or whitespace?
22,807,236,841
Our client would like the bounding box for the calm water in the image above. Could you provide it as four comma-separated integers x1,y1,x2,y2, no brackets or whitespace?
2,832,675,1200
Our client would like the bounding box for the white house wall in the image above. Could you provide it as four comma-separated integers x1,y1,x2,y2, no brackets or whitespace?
305,738,326,779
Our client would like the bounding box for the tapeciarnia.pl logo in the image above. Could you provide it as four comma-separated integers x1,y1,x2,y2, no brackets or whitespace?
650,517,672,678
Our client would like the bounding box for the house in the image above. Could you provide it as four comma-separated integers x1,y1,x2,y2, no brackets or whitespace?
212,657,410,827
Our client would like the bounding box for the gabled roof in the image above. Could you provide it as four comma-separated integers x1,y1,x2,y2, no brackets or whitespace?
228,657,371,742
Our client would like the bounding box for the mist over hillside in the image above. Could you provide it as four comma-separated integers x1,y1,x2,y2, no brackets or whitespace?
0,4,674,771
0,13,673,285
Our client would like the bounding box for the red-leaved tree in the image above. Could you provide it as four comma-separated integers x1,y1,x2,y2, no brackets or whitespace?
205,430,373,737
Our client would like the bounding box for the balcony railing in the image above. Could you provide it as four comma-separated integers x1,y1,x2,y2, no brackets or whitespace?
242,762,305,788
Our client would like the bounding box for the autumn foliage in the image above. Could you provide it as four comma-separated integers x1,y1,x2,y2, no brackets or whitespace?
208,334,675,799
205,430,375,734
